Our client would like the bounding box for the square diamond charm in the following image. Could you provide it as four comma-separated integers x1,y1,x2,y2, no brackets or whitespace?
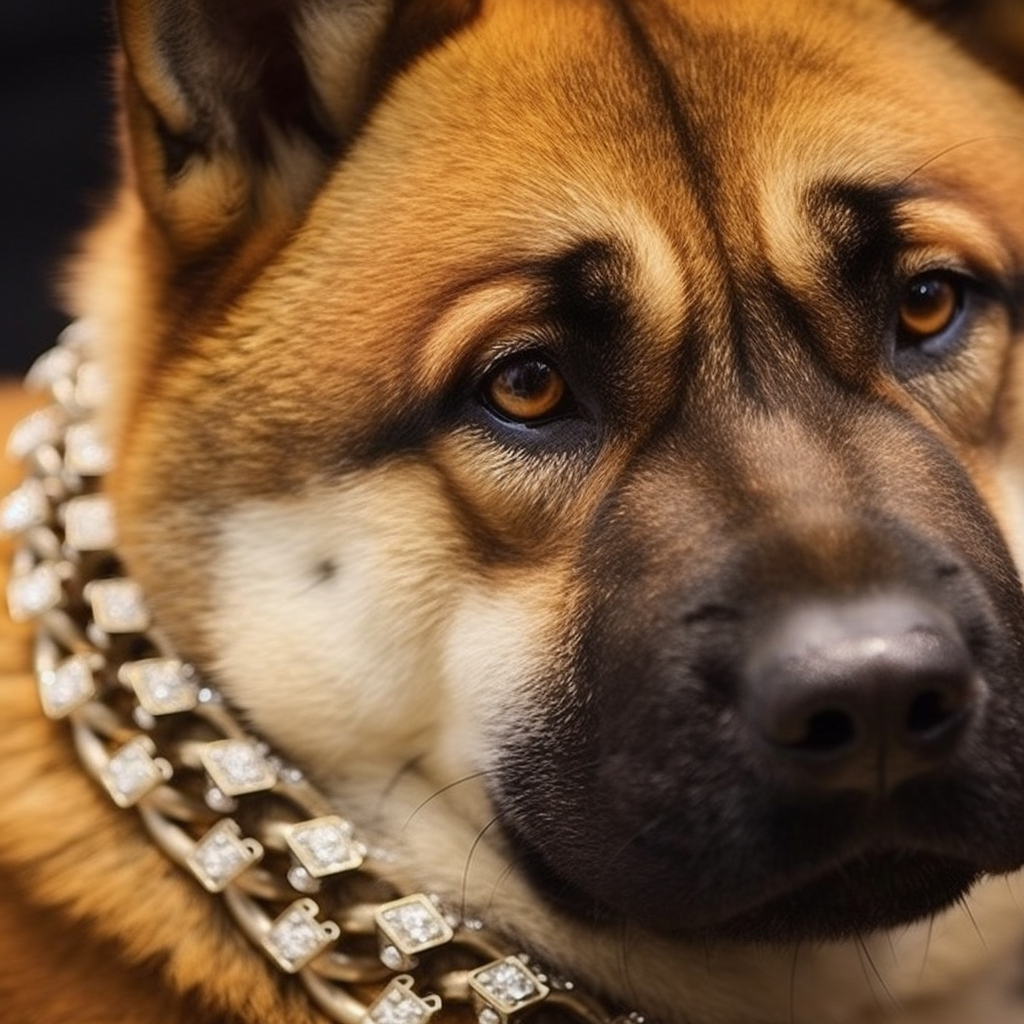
118,658,198,716
200,739,277,797
38,653,97,718
284,816,365,880
468,957,550,1022
0,478,49,534
364,976,442,1024
375,894,454,971
85,578,150,633
262,898,340,973
63,422,113,477
100,736,172,808
7,563,62,622
63,493,117,551
187,819,263,892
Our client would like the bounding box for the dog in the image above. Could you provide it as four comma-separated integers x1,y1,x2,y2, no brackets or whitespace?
5,0,1024,1021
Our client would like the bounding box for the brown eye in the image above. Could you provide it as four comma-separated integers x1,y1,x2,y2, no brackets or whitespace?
485,356,567,422
898,273,962,342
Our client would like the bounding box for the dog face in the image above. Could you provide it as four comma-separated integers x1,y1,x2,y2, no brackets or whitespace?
87,0,1024,1016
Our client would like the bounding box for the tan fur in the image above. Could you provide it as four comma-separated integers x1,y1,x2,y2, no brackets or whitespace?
7,0,1024,1020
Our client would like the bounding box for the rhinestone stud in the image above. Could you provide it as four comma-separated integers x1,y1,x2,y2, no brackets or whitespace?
6,406,64,461
63,422,113,477
38,653,97,719
85,578,150,633
7,563,62,622
375,894,455,971
187,819,263,892
284,816,365,882
200,739,277,797
118,658,199,716
468,957,549,1023
25,344,81,393
100,736,172,808
63,493,117,551
262,898,340,973
364,975,442,1024
0,478,49,534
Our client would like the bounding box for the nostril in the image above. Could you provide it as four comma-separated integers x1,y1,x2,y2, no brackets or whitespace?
742,595,985,790
786,708,858,756
905,686,967,743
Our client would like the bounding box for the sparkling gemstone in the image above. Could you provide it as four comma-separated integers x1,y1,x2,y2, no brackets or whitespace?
6,407,64,461
478,1010,500,1024
0,479,49,534
118,658,198,716
286,865,320,894
7,563,62,622
376,894,454,963
63,493,116,551
187,819,263,892
364,977,441,1024
64,422,113,476
284,816,364,878
468,957,549,1017
200,740,277,796
38,653,96,718
204,786,237,814
262,899,339,973
100,736,172,807
379,944,404,971
25,345,80,392
86,578,150,633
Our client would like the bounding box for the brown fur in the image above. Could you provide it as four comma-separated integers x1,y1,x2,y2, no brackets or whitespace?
7,1,1024,1021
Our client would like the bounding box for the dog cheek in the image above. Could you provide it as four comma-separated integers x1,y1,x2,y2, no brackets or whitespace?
201,472,467,775
433,572,582,780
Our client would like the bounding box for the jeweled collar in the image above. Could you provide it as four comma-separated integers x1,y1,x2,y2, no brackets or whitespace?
2,323,645,1024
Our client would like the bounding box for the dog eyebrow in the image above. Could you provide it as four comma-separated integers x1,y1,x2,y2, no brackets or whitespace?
803,180,906,295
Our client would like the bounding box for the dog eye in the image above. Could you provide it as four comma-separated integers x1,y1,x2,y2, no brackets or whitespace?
483,355,570,423
896,272,964,347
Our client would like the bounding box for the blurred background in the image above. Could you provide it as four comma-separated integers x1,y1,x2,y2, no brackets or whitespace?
0,1,114,376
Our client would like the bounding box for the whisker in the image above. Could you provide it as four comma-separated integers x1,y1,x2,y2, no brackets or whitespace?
857,934,899,1012
617,916,644,1013
461,814,503,918
896,134,1024,187
483,859,518,917
957,895,988,951
378,756,422,808
789,940,802,1024
916,913,936,987
400,770,492,833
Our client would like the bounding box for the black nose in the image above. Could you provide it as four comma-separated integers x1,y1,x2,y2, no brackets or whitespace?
742,595,984,791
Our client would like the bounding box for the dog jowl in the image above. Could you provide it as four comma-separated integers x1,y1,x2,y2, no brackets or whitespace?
71,0,1024,1017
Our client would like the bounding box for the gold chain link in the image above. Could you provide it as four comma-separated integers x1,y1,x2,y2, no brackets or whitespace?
2,325,646,1024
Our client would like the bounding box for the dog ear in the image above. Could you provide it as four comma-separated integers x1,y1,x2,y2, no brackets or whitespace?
115,0,477,257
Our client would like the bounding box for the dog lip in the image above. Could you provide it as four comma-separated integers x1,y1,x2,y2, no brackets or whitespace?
689,848,982,942
501,801,990,938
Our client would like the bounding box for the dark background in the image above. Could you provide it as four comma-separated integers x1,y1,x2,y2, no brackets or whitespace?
1,1,115,376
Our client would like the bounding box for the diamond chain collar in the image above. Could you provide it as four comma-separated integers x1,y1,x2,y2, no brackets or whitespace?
2,324,648,1024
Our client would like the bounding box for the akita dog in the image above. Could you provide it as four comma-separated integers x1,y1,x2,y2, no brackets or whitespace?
4,1,1024,1022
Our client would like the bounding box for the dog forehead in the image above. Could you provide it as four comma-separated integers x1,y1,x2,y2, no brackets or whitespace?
125,0,1024,506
